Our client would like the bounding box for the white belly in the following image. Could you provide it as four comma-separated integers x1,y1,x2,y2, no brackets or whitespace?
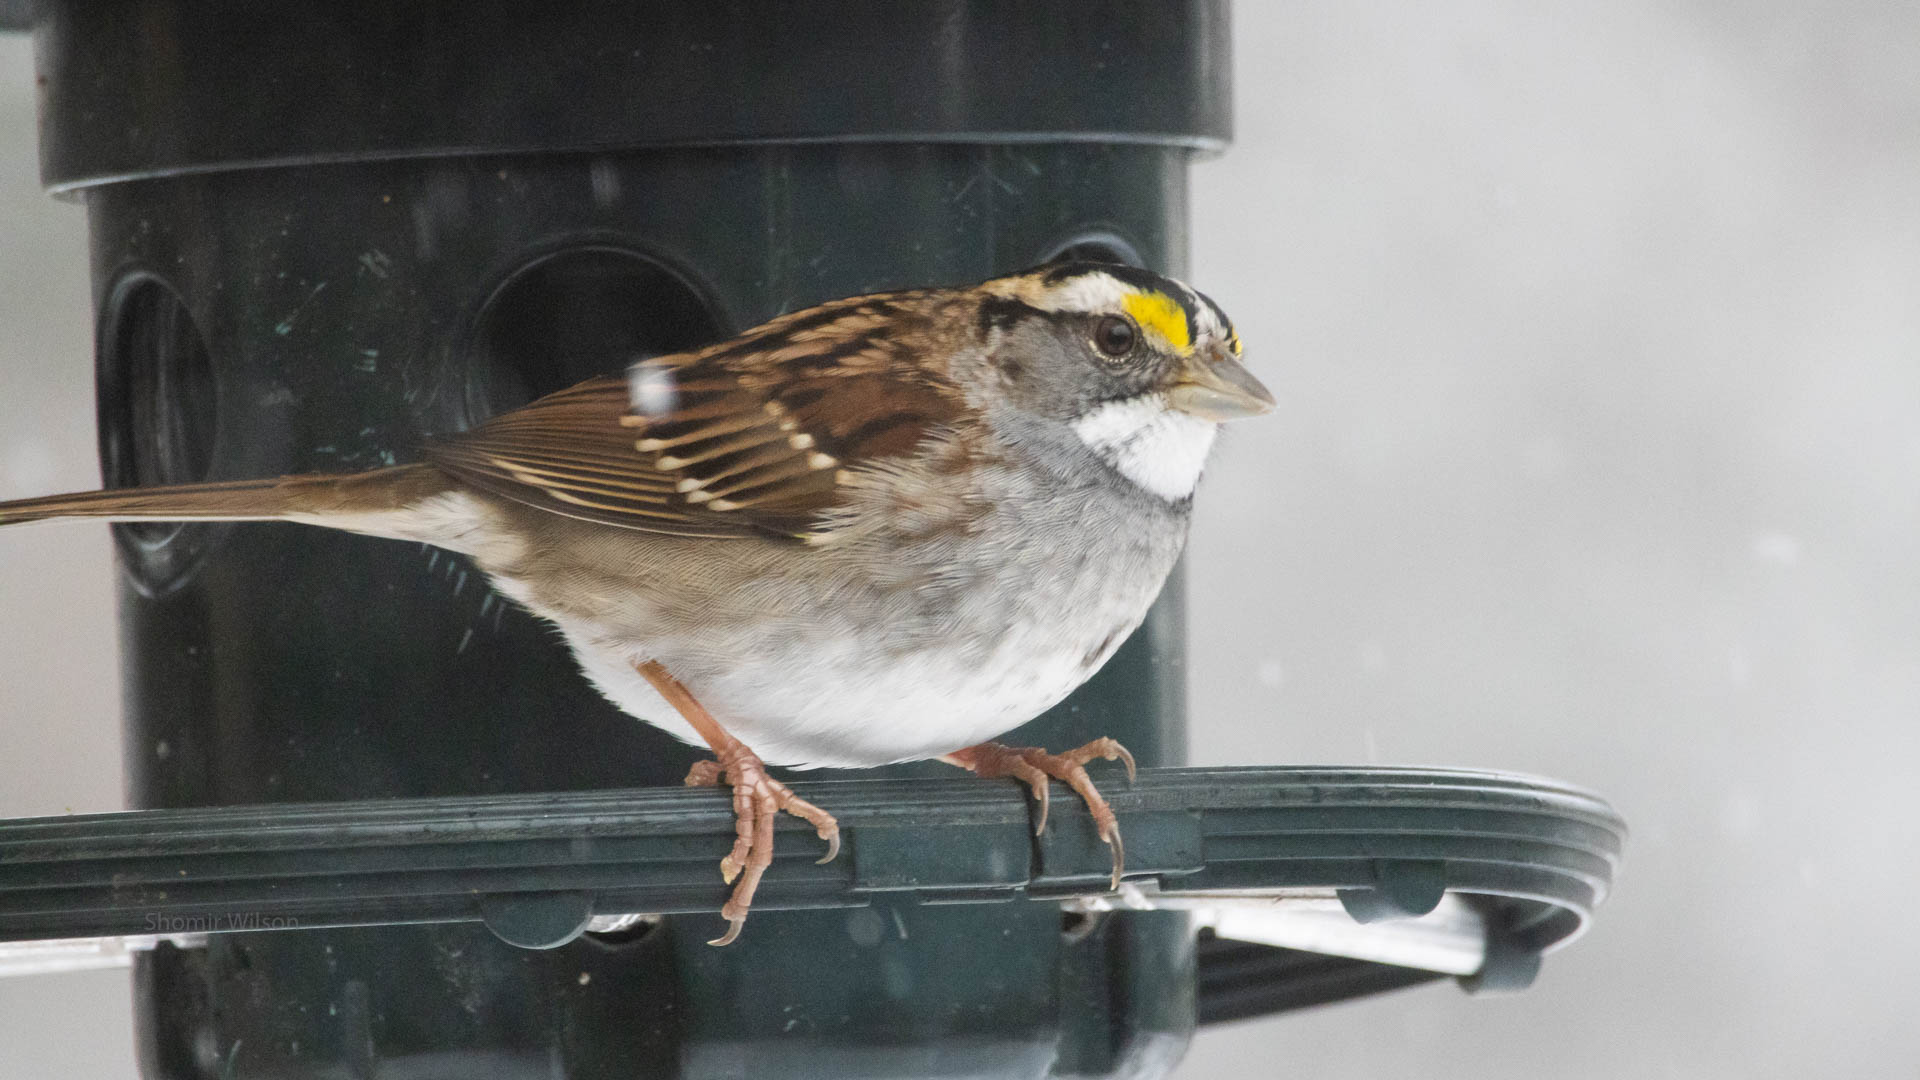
562,612,1130,769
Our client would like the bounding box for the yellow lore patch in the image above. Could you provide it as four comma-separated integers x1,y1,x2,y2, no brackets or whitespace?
1120,290,1193,354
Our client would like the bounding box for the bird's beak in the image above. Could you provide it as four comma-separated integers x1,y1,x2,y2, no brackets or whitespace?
1167,345,1275,421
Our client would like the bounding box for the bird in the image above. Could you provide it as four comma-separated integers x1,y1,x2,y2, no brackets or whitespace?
0,261,1273,944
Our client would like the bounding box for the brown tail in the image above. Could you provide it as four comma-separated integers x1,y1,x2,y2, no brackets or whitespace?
0,463,461,541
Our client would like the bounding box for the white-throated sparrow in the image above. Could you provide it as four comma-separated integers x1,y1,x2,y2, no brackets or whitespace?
0,262,1272,943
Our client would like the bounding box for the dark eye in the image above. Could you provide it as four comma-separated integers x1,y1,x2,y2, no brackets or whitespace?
1093,315,1136,358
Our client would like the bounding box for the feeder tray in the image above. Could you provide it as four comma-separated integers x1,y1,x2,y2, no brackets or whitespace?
0,765,1622,1013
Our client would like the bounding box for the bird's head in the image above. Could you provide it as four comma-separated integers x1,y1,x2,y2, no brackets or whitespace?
971,262,1274,501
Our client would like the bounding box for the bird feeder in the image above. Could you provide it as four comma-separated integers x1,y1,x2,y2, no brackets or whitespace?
0,3,1623,1078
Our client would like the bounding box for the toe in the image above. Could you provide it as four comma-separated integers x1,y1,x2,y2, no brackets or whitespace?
773,790,842,864
1004,755,1053,834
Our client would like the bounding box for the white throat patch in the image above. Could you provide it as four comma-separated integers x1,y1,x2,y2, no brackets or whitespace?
1071,395,1218,501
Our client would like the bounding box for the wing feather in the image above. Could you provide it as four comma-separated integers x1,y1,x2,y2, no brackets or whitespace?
424,290,966,538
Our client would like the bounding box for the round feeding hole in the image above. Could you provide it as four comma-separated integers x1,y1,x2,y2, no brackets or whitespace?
97,273,219,590
467,247,725,423
1041,232,1145,270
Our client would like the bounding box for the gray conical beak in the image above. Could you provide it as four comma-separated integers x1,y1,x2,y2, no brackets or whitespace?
1167,347,1275,421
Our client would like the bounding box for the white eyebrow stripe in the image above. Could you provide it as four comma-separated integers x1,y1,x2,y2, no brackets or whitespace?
1032,271,1134,313
1180,282,1227,338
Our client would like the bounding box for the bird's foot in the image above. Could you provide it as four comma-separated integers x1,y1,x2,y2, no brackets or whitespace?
634,659,840,946
683,744,840,945
941,738,1136,890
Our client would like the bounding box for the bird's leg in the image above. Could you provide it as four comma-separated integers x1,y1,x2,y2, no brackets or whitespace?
635,660,840,946
940,738,1137,890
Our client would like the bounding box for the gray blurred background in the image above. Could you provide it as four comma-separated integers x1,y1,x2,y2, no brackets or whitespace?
2,4,1916,1076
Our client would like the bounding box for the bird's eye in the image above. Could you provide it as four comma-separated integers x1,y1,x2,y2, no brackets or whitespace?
1093,315,1136,359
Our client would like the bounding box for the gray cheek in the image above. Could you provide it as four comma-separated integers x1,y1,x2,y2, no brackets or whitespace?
992,352,1028,387
999,325,1097,414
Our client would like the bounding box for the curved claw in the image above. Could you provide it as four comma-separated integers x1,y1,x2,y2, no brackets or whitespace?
1030,775,1053,836
1106,829,1126,892
708,916,746,947
817,828,841,865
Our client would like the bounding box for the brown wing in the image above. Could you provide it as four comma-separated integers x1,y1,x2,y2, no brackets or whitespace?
426,292,966,539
